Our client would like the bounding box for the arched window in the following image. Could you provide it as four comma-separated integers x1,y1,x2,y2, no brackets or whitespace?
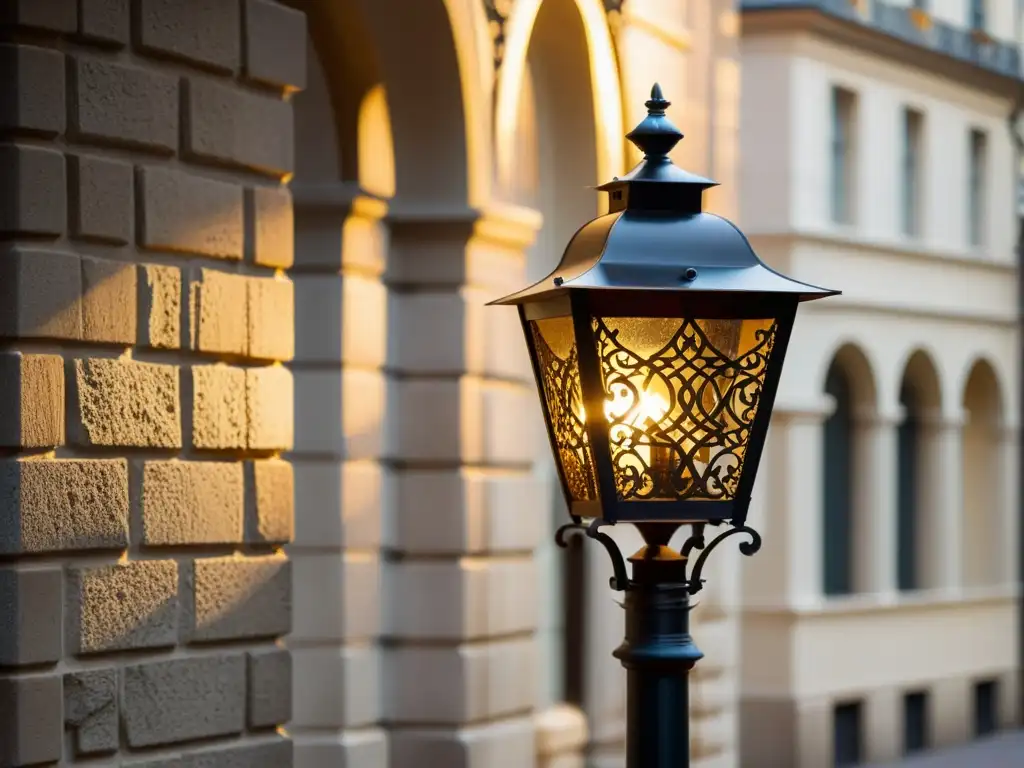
895,351,941,592
897,380,921,591
823,362,854,596
961,361,1003,588
821,345,877,597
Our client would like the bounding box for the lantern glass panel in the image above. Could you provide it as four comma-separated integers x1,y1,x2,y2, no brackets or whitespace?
529,316,600,501
589,315,777,502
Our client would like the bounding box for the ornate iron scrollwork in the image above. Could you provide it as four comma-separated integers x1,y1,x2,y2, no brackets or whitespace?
591,317,777,503
555,519,761,595
683,523,761,596
556,518,629,591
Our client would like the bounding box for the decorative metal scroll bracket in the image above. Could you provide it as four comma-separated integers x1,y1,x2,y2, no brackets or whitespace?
556,518,630,591
555,519,762,595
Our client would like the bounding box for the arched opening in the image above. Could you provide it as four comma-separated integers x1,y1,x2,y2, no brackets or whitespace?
507,0,603,717
961,360,1004,588
821,344,877,597
895,350,941,592
286,1,479,763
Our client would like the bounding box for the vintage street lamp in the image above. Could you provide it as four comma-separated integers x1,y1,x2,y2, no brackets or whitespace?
489,84,839,768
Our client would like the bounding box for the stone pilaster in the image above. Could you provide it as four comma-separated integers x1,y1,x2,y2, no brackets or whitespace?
383,203,545,767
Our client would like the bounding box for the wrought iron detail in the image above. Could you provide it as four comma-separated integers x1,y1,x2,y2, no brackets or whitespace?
591,317,777,502
556,519,630,591
684,524,762,596
483,0,513,72
555,520,761,595
484,0,629,75
532,320,599,501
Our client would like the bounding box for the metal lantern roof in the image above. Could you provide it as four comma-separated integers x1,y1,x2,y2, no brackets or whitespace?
489,84,839,308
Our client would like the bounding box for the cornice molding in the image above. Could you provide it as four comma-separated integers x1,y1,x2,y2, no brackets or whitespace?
742,3,1022,97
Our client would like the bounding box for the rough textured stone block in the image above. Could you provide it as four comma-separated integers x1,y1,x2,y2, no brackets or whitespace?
81,256,137,343
188,268,248,355
0,247,82,340
0,0,76,32
248,648,292,727
141,461,243,545
70,154,133,243
71,56,177,152
192,365,247,450
0,459,128,553
122,654,246,747
249,186,294,268
138,166,243,259
187,555,291,642
137,0,240,72
247,460,294,544
0,43,66,135
0,567,62,666
0,352,64,448
0,142,66,236
79,0,130,44
139,264,181,349
0,674,62,766
71,357,181,448
244,0,306,90
64,668,118,754
247,366,294,450
248,276,294,360
67,559,178,654
184,76,293,176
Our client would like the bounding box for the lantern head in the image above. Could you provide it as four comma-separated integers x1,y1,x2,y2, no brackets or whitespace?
490,84,839,527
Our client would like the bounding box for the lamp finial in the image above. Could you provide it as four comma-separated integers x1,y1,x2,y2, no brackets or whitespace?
627,83,683,158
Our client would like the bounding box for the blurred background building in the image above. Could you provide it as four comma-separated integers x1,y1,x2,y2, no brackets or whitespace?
0,1,1019,767
737,1,1022,766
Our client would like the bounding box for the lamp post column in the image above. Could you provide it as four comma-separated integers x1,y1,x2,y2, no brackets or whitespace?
613,546,703,768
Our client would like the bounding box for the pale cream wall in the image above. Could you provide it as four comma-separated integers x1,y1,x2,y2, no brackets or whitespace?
739,15,1020,764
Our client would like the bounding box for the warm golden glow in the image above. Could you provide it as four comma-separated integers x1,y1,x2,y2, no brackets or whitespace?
530,315,778,505
592,317,776,501
357,85,396,199
495,0,625,198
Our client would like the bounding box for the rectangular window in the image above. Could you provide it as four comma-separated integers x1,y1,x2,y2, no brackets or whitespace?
831,88,856,225
974,679,999,737
904,690,929,753
969,0,986,30
969,129,988,247
901,109,923,237
834,701,863,766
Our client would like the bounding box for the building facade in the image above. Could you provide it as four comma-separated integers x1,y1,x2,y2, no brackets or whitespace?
0,0,743,766
737,0,1023,765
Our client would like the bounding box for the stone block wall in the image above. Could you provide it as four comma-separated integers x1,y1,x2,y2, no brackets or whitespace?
0,1,303,765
